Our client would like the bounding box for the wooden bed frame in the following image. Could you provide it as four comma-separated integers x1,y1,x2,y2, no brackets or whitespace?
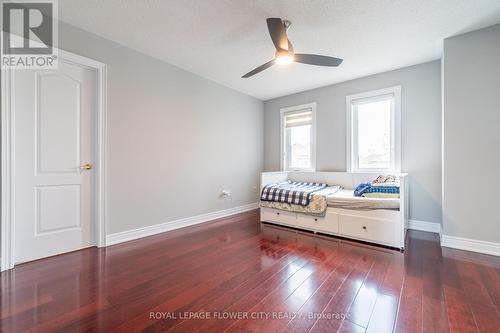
260,171,408,250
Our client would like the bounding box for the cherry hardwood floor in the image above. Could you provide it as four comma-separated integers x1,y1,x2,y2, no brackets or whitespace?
1,209,499,332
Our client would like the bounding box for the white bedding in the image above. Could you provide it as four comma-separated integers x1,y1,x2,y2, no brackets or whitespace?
326,189,400,210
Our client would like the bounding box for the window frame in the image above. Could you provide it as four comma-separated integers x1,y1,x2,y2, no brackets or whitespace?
346,86,401,173
280,102,317,172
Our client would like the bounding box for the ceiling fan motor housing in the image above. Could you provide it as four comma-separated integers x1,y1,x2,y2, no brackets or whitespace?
276,48,293,58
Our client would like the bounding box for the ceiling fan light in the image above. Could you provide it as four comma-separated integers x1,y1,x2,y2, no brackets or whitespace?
275,55,294,66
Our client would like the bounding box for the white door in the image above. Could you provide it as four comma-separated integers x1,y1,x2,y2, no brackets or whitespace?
14,59,96,264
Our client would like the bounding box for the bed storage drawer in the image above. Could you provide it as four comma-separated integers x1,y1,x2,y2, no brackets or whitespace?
296,211,339,234
339,214,396,245
260,208,296,226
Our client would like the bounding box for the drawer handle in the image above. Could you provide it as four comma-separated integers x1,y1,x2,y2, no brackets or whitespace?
314,218,318,222
362,226,367,230
276,212,280,215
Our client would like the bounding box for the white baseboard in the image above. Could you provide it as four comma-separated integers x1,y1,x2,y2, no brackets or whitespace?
106,202,259,246
407,219,441,234
407,221,499,256
441,235,500,257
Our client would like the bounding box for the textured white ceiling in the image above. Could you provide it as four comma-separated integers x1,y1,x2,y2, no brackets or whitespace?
59,0,500,100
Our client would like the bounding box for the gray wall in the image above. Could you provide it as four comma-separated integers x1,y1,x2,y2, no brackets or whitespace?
264,61,442,225
442,24,500,243
59,22,264,234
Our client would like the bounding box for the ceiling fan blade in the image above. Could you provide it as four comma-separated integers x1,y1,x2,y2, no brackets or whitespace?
241,59,275,78
294,54,343,67
266,18,289,51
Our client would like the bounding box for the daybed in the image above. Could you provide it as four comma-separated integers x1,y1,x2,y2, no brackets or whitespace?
260,171,408,250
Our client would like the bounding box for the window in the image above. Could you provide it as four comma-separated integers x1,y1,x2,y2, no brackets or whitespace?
280,103,316,171
347,86,401,172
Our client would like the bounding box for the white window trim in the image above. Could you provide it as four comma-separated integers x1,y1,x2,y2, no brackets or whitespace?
346,86,401,173
280,102,317,171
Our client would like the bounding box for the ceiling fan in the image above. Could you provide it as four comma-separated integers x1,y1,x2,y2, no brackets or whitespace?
242,18,343,78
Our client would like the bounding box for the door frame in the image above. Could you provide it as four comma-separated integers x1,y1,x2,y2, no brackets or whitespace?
1,48,108,271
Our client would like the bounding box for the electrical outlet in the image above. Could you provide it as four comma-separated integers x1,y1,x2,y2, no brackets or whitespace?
221,189,231,198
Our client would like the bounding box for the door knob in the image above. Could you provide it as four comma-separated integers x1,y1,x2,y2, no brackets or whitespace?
81,163,93,170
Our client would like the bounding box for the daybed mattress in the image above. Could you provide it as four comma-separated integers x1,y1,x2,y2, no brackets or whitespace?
259,186,341,216
326,189,400,210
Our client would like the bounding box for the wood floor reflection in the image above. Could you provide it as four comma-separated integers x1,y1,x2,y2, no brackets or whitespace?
1,210,499,332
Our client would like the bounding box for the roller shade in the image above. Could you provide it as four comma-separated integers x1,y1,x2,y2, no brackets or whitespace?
351,93,394,106
284,109,312,128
